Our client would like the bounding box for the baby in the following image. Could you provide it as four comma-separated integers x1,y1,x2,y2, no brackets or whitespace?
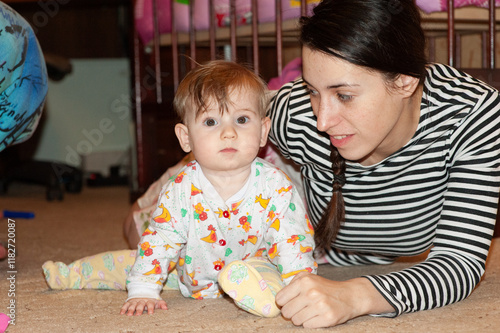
44,61,317,318
121,60,316,317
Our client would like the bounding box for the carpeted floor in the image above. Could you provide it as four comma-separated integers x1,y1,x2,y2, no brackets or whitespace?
1,183,499,332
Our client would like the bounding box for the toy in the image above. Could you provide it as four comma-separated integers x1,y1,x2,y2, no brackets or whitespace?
1,210,35,219
0,2,48,152
0,313,9,333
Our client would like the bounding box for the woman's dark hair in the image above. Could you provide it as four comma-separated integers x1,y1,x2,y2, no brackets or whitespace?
301,0,428,251
301,0,427,83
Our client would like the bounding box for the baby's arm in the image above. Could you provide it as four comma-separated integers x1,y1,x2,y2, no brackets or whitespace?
265,185,317,284
123,179,187,315
124,225,182,315
120,297,168,316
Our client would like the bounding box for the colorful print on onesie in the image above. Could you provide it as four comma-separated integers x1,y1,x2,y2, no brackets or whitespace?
126,157,317,303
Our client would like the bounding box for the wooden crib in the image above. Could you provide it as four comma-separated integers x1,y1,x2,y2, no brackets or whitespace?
130,1,500,236
131,0,319,196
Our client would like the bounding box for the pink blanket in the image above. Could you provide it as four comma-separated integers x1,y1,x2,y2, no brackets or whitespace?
135,0,320,45
134,1,500,47
417,0,500,13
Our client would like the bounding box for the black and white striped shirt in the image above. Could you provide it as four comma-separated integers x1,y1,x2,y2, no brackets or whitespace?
268,63,500,316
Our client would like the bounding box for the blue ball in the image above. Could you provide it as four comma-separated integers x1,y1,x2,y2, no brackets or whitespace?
0,2,48,152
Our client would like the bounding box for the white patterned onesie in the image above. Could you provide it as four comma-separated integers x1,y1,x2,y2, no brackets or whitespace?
126,157,317,300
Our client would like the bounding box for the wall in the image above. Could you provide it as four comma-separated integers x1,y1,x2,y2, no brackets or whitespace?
32,58,132,176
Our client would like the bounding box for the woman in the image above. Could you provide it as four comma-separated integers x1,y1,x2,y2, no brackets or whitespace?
270,0,500,328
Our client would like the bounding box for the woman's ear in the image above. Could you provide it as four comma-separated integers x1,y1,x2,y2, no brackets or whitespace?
175,123,192,153
396,74,420,98
260,116,271,147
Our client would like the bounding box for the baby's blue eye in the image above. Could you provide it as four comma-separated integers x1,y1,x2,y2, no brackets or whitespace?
204,118,217,126
237,116,249,124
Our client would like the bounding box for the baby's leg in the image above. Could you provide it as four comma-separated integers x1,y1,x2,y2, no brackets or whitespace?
218,257,285,317
42,250,138,290
43,250,180,291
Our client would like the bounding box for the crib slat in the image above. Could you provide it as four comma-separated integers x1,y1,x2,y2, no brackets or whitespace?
209,0,216,60
301,0,307,17
189,0,197,68
276,0,283,77
133,27,145,192
152,0,162,103
171,0,179,91
251,0,259,74
447,0,455,67
230,0,237,61
488,0,496,68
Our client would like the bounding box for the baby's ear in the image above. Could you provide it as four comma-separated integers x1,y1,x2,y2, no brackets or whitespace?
260,116,271,147
175,123,192,153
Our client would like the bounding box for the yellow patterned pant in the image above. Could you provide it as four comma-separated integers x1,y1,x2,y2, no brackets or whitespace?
42,251,283,317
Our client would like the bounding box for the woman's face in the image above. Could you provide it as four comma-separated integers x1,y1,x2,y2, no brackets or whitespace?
302,46,421,166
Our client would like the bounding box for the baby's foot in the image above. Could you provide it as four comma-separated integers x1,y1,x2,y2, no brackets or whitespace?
42,261,75,289
218,260,281,318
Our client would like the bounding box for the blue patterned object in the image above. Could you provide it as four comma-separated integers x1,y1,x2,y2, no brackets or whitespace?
0,2,48,152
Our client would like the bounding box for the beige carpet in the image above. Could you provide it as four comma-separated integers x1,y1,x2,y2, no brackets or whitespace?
1,183,499,333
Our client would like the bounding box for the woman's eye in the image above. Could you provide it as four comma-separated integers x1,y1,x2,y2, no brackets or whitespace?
338,93,352,102
306,86,319,96
203,118,217,126
236,116,249,124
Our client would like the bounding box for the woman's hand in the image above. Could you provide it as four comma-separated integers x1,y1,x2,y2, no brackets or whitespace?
120,298,168,316
275,272,394,328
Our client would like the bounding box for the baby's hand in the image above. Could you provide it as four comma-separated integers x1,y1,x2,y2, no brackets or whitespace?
120,298,168,316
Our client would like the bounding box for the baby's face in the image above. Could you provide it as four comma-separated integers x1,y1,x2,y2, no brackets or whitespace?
180,88,269,175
